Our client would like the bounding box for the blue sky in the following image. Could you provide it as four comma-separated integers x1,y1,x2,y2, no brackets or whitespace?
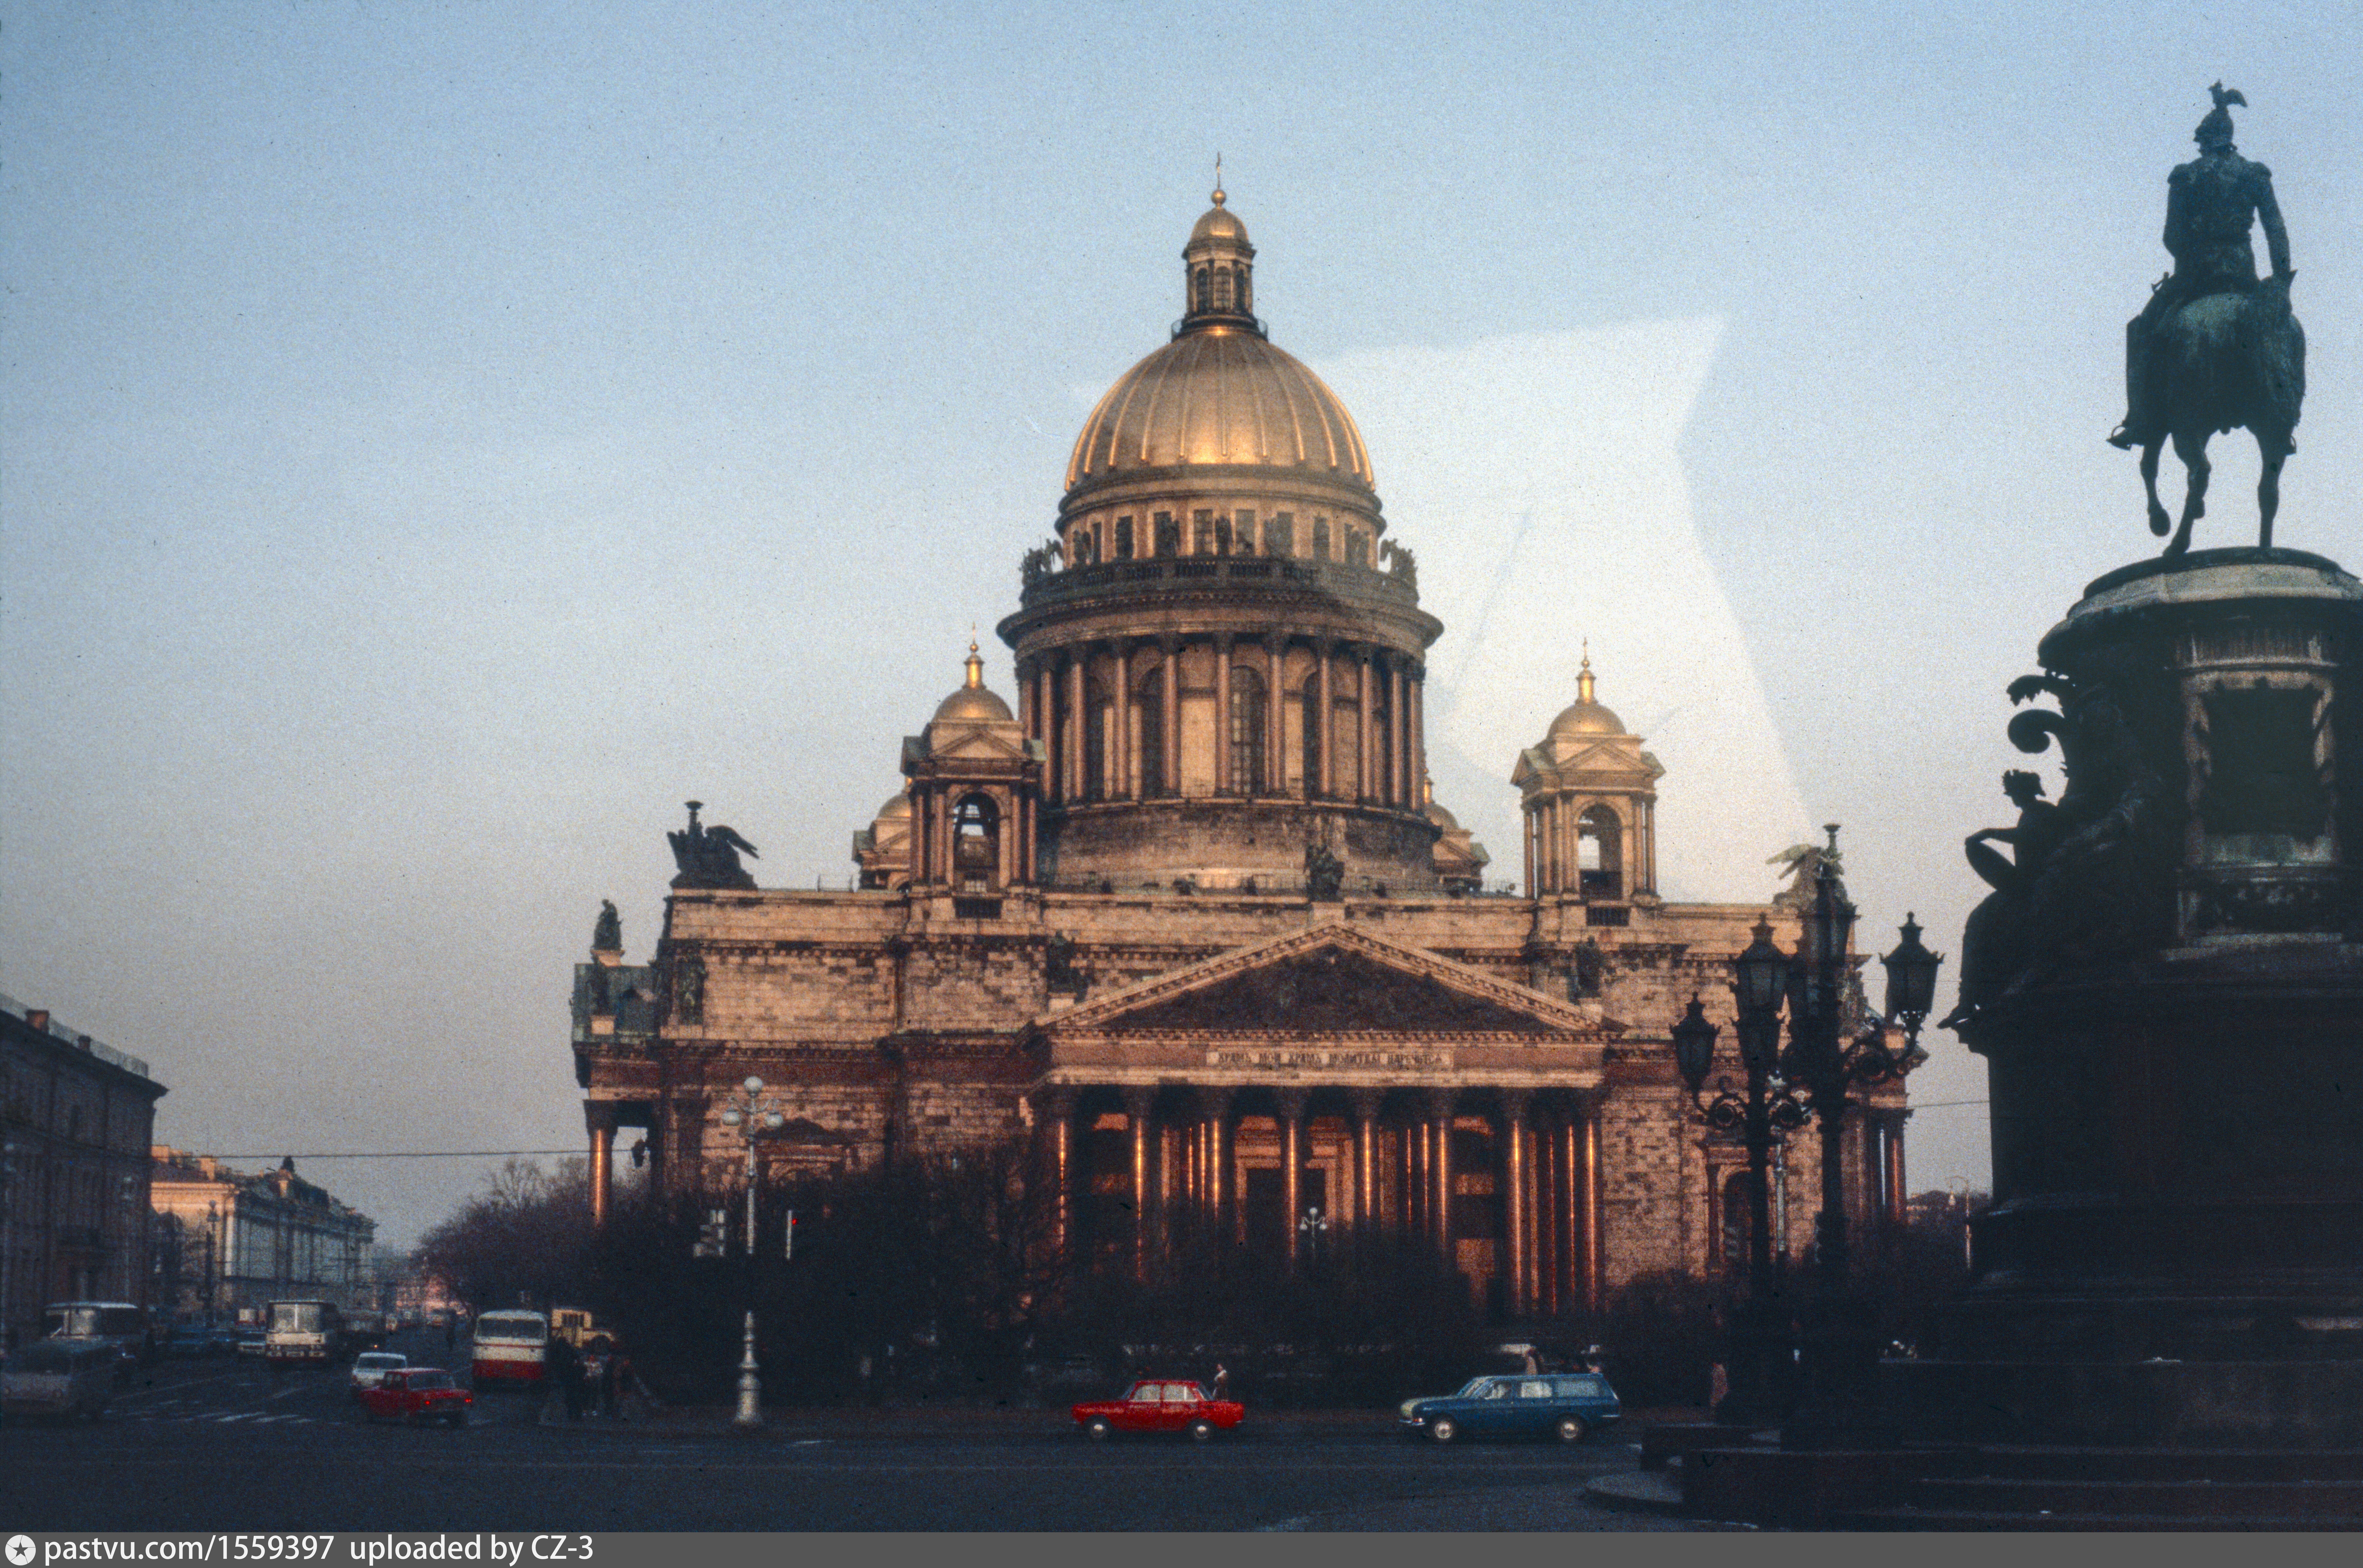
5,0,2358,1242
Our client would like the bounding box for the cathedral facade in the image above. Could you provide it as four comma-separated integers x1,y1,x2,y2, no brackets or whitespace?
572,190,1909,1315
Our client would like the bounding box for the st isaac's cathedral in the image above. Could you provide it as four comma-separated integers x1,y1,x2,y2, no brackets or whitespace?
572,187,1909,1315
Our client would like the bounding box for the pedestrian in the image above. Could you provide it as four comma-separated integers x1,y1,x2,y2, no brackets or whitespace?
1211,1363,1229,1400
546,1331,583,1421
595,1338,623,1418
582,1336,611,1418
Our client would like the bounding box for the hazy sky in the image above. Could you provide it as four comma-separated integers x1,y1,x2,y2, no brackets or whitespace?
6,1,2358,1245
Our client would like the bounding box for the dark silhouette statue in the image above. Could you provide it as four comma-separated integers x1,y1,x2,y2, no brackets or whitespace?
591,898,622,952
1303,839,1344,903
668,800,760,889
2111,84,2305,556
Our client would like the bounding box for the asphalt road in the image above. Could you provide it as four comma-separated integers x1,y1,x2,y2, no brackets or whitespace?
1,1330,1720,1532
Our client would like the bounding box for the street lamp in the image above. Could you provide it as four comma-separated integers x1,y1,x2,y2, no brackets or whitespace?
717,1074,786,1432
1671,972,1809,1424
1774,827,1941,1444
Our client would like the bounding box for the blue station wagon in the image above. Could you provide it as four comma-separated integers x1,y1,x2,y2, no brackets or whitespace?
1399,1373,1622,1445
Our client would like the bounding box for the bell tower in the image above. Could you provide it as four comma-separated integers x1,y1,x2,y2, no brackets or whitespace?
1513,653,1662,905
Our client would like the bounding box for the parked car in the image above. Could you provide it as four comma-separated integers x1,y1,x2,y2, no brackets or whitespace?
349,1351,409,1398
234,1328,268,1359
357,1367,472,1427
1398,1372,1622,1445
1072,1379,1244,1441
164,1326,221,1360
2,1341,115,1422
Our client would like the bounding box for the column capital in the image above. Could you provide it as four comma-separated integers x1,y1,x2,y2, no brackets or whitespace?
1274,1086,1311,1119
1195,1083,1234,1118
1499,1088,1532,1123
1422,1086,1458,1120
1041,1085,1080,1119
1158,632,1183,656
1346,1087,1385,1121
1121,1084,1156,1119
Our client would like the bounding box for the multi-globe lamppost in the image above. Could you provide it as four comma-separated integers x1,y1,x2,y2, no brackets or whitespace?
1670,826,1942,1429
716,1074,787,1432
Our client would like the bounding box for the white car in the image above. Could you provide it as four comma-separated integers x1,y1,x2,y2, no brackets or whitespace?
348,1351,408,1399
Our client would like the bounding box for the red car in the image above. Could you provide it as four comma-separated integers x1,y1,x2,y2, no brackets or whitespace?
357,1366,473,1427
1073,1379,1244,1441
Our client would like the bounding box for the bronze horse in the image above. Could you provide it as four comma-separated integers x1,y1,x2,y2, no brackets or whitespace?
2135,276,2305,557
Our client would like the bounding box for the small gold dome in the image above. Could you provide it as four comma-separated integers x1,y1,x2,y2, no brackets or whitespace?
1189,199,1249,248
876,793,912,819
1545,651,1626,739
933,642,1014,723
1424,799,1461,830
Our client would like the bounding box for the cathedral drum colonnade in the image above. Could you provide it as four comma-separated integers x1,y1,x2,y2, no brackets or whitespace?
571,187,1910,1314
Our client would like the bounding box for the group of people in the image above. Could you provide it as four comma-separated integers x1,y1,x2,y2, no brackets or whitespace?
543,1332,634,1421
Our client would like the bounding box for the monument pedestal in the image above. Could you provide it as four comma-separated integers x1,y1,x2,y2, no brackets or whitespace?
1904,548,2363,1448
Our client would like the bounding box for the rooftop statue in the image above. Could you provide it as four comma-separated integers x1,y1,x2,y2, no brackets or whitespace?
2110,84,2305,557
668,799,760,890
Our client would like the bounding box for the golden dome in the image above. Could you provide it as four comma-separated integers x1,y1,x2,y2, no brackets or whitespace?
932,643,1014,723
1064,187,1373,500
875,793,912,819
1546,652,1626,740
1065,330,1373,494
1189,193,1249,248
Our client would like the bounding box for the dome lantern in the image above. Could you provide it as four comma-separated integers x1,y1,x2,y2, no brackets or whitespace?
1180,169,1259,337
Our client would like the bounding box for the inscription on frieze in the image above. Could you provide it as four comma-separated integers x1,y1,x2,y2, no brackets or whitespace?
1204,1046,1452,1072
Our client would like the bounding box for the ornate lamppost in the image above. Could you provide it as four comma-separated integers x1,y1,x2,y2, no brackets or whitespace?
717,1074,786,1432
1671,917,1810,1423
1776,827,1939,1445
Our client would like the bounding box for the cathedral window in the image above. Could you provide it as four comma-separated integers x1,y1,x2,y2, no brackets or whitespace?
952,794,1000,892
1268,512,1294,556
1214,512,1232,555
1083,683,1108,802
1578,805,1622,898
1299,674,1323,795
1135,668,1166,797
1312,517,1331,560
1115,516,1134,560
1212,266,1233,312
1229,668,1267,795
1193,510,1216,555
1719,1172,1754,1271
1154,512,1179,557
1233,510,1255,554
1345,527,1370,568
1192,267,1210,314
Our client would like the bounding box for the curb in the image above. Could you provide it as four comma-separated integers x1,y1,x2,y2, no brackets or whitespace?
1583,1469,1689,1516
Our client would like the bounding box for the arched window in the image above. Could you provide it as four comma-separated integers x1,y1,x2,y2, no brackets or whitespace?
1212,266,1233,312
1083,681,1108,802
952,794,1000,892
1153,511,1180,557
1300,674,1324,796
1268,512,1295,556
1311,517,1332,560
1719,1172,1753,1271
1578,805,1623,897
1135,667,1166,799
1229,667,1267,795
1345,527,1370,568
1114,516,1134,560
1192,267,1210,314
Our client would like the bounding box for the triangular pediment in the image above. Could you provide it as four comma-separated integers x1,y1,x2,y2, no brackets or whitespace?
1040,922,1617,1041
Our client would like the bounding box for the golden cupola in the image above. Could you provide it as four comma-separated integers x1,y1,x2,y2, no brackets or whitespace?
994,183,1451,896
1513,653,1663,905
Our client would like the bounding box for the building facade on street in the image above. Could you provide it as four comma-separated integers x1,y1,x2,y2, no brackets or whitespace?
0,993,167,1346
572,192,1911,1315
149,1150,377,1320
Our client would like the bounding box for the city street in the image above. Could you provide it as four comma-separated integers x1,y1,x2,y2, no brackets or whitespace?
0,1330,1714,1532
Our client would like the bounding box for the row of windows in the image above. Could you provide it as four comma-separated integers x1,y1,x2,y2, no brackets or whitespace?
1068,509,1371,569
1067,669,1395,801
1190,261,1251,316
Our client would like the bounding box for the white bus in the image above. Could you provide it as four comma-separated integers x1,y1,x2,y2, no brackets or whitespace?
470,1310,549,1388
265,1299,348,1365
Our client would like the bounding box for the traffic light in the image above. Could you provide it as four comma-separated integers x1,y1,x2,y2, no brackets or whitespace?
694,1208,729,1259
